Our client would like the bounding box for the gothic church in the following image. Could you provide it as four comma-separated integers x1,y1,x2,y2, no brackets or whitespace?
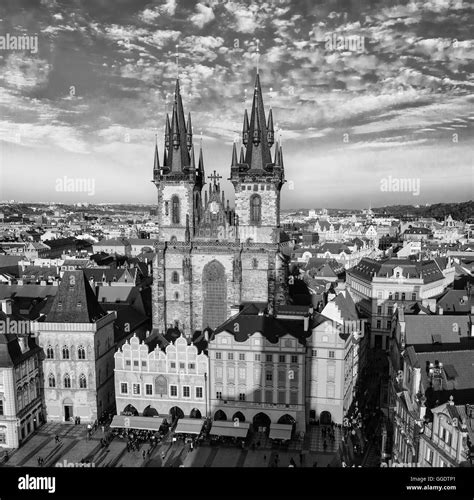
151,73,290,336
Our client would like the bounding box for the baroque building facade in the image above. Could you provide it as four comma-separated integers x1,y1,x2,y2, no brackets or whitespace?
150,74,289,338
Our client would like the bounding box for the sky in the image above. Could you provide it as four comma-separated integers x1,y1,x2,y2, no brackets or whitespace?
0,0,473,208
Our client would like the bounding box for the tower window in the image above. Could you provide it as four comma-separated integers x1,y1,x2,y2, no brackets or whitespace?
172,271,179,284
165,201,169,216
250,194,262,225
172,195,180,224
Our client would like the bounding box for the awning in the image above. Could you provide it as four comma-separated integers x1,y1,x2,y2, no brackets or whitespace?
269,423,293,441
174,418,205,435
110,415,166,431
209,421,250,438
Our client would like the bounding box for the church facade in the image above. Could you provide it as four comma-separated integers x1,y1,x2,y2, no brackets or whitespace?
151,74,290,337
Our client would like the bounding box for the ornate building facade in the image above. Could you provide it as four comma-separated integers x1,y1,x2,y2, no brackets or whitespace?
151,74,289,337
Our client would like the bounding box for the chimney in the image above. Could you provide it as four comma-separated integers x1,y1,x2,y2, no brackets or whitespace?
304,315,309,331
18,336,28,354
0,299,12,315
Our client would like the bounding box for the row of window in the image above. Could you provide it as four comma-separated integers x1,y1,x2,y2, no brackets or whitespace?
124,360,196,370
48,373,87,389
215,389,300,405
375,320,392,330
120,382,203,399
311,350,335,358
215,352,299,363
46,345,86,360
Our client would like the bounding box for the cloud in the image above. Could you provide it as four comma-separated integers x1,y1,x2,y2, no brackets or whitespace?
190,3,215,29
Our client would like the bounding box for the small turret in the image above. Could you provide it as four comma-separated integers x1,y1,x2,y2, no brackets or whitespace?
231,142,238,166
165,114,171,149
267,108,274,147
186,112,193,151
153,143,160,179
242,109,249,145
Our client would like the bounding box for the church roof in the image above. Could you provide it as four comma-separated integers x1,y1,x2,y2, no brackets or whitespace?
46,270,107,323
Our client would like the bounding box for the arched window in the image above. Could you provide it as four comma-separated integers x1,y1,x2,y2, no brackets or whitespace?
48,374,56,388
174,292,179,300
172,271,179,284
79,374,87,389
170,235,177,244
172,195,180,224
46,345,54,359
64,374,71,388
252,258,258,269
62,346,70,360
77,346,86,360
250,194,262,224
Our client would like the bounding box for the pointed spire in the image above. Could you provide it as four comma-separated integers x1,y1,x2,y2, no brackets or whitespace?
198,144,205,180
241,73,272,170
165,114,171,149
242,109,249,145
153,142,160,178
222,190,225,206
231,142,238,166
239,145,245,163
252,105,261,145
186,112,193,151
163,147,168,166
267,108,274,147
171,105,180,149
274,140,281,166
279,143,285,171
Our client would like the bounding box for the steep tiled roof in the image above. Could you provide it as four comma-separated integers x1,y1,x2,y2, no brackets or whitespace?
418,350,474,405
348,257,445,284
0,311,40,367
46,270,106,323
212,303,311,345
437,290,474,315
318,243,351,255
404,315,473,348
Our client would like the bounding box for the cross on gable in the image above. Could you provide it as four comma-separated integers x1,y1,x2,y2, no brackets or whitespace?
208,170,223,184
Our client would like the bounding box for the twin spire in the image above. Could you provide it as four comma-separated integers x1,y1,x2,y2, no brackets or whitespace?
155,73,284,185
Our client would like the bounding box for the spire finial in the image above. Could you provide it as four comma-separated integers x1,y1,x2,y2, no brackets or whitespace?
256,39,260,74
175,43,179,79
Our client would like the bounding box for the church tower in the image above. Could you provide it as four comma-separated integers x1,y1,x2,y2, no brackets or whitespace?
152,80,204,243
230,73,285,244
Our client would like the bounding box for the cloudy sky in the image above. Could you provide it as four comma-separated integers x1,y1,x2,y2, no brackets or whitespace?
0,0,473,208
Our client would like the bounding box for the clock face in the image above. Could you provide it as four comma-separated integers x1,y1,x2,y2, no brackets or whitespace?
209,201,219,214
